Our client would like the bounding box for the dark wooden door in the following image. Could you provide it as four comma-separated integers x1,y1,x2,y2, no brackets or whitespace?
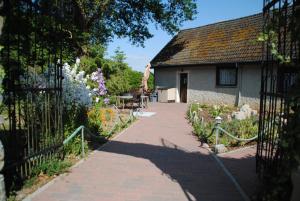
180,73,188,103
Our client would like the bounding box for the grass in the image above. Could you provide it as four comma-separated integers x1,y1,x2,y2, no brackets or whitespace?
30,158,72,177
7,158,73,201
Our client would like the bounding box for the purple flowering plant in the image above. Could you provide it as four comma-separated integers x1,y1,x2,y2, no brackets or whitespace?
91,68,107,96
90,68,110,105
104,98,110,105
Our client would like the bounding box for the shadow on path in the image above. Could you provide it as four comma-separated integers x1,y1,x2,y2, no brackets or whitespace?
100,139,256,201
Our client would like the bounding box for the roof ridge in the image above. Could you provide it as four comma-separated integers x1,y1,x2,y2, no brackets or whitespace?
180,12,262,33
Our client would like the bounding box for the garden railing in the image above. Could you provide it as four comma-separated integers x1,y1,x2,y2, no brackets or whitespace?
64,106,134,158
189,108,258,151
213,117,258,147
63,126,103,158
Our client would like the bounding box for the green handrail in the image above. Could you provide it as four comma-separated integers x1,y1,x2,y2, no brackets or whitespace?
63,126,84,145
188,108,258,147
63,125,108,158
63,126,86,158
63,106,134,158
215,125,258,142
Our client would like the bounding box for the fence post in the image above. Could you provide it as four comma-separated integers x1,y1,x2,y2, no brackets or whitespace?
0,140,6,201
0,10,5,201
215,116,222,146
215,127,219,146
81,127,85,158
213,116,227,154
291,167,300,201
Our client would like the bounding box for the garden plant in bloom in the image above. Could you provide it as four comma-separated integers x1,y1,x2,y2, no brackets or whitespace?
90,68,109,104
19,58,93,111
62,58,92,110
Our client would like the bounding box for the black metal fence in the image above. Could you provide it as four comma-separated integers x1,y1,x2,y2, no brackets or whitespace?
0,0,66,189
257,0,300,184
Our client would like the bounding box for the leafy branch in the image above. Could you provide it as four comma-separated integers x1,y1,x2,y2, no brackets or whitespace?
258,30,291,64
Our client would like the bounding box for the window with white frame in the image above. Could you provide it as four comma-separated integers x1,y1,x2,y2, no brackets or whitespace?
216,66,237,87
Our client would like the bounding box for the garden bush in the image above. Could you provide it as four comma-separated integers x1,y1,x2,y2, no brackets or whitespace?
106,72,131,95
188,103,258,148
193,121,215,143
30,158,72,178
220,117,258,146
208,104,231,118
106,68,154,95
63,125,89,156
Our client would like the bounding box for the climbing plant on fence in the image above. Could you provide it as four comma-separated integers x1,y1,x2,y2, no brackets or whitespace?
256,0,300,200
0,0,74,192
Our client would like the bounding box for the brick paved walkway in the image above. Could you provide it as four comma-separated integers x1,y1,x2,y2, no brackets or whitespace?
27,103,256,201
218,146,259,199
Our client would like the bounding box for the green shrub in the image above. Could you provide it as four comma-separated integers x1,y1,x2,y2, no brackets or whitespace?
21,158,72,190
79,44,106,75
87,103,121,137
220,117,258,146
187,103,202,120
106,68,152,95
208,105,231,118
106,72,131,95
63,131,89,156
188,103,258,147
64,106,89,131
108,95,117,105
30,158,72,178
63,105,90,156
193,121,214,142
187,103,197,119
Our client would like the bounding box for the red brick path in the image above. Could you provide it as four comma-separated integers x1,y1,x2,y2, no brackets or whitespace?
27,103,256,201
218,146,260,199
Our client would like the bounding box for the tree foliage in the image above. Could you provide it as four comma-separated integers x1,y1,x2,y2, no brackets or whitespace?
69,0,197,53
72,0,197,36
1,0,176,95
80,44,106,74
79,44,153,95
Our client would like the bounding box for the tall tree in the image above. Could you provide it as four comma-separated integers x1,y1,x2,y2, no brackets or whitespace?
1,0,197,57
70,0,197,53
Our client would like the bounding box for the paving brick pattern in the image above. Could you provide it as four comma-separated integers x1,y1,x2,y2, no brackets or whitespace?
29,103,247,201
218,146,260,199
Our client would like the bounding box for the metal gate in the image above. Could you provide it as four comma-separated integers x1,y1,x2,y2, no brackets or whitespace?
0,0,66,188
257,0,300,182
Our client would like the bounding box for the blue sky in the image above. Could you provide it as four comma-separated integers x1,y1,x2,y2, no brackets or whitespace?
107,0,262,72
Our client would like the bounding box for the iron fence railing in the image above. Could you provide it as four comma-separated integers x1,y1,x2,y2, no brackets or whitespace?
0,0,67,191
257,0,300,178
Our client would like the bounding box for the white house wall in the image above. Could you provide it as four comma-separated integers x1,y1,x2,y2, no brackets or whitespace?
188,66,238,105
239,65,261,108
155,68,177,88
154,64,261,108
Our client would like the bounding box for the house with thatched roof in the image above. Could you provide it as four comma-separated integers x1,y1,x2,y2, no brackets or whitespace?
151,13,263,107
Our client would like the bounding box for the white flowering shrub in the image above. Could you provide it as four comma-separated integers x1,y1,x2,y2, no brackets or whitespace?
62,59,92,110
19,58,92,111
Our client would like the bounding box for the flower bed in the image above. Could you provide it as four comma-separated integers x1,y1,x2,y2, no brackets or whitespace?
187,103,258,149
